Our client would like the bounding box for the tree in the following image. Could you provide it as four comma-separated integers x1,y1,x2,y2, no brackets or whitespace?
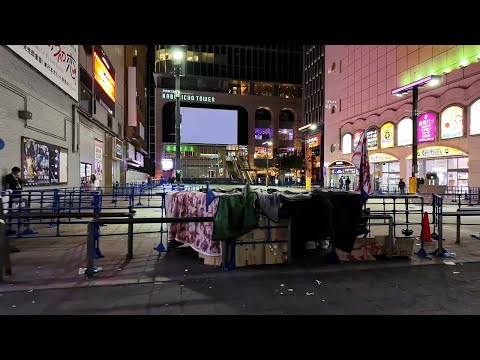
273,148,305,181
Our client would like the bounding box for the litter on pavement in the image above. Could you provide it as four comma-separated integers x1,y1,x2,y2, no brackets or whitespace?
443,261,456,266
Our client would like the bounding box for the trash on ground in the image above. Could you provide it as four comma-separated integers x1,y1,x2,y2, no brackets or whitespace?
288,288,294,292
31,301,35,304
306,292,314,296
78,267,103,275
11,305,16,308
443,261,456,266
280,292,284,295
280,284,285,287
315,280,322,285
444,252,456,258
453,271,461,274
322,299,325,302
184,269,189,272
27,289,33,293
180,284,184,287
117,268,122,271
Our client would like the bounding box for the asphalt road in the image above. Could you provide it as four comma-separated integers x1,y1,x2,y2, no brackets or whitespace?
1,261,479,315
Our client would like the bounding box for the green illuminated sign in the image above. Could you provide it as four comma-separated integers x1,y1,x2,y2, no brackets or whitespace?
165,145,195,152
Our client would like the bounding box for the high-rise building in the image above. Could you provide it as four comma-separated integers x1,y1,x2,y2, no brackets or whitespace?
151,45,304,183
302,45,325,185
324,45,480,190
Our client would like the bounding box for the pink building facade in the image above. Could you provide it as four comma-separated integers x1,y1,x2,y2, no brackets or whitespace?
324,45,480,191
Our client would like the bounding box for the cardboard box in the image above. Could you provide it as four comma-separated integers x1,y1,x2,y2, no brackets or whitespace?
392,237,416,257
336,238,384,262
198,253,222,266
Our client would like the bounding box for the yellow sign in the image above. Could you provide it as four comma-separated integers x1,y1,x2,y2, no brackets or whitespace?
408,177,417,194
369,153,399,163
306,177,312,190
380,123,394,149
406,146,468,159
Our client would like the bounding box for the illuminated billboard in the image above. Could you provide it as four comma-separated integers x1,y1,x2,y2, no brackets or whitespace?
93,46,115,114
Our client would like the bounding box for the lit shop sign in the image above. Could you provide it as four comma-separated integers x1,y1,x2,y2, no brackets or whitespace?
405,146,468,159
369,153,399,163
113,138,123,161
331,168,357,174
307,137,318,146
94,51,115,102
328,160,355,168
161,89,215,103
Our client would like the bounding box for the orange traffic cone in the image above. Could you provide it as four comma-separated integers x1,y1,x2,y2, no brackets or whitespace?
420,212,433,242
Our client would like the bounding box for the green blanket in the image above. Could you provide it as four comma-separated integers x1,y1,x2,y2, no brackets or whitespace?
212,184,259,241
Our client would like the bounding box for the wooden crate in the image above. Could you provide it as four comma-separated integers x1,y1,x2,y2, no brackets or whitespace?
235,241,265,267
264,243,288,265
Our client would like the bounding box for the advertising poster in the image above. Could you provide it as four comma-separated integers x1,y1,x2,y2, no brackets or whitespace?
21,137,68,186
353,129,363,150
441,106,463,139
94,141,103,180
380,123,394,149
418,112,436,143
7,45,78,101
397,118,413,146
366,128,378,150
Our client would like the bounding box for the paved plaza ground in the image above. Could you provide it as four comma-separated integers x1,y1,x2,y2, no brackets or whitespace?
1,184,479,314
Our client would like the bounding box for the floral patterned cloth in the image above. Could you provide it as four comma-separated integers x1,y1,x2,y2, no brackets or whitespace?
166,191,222,256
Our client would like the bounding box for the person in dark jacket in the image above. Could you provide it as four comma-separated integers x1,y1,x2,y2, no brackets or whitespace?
344,176,351,191
4,166,23,249
398,178,406,194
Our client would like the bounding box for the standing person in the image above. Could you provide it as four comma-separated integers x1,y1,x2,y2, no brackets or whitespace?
4,167,23,247
339,177,344,190
398,178,406,194
345,176,351,191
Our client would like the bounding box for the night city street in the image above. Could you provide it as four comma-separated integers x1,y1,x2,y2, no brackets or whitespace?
2,45,480,315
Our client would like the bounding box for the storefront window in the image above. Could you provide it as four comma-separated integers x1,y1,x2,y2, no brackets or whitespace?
278,129,294,141
342,133,352,154
397,118,413,146
470,99,480,135
458,157,469,169
255,128,273,140
441,106,464,139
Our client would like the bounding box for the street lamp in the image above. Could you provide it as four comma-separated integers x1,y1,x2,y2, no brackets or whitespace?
298,123,321,187
391,75,441,192
262,141,272,187
172,46,186,184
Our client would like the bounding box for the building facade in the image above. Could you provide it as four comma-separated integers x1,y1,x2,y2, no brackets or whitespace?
303,45,325,184
152,45,304,182
0,45,79,189
0,44,150,191
124,45,150,183
77,45,126,188
324,45,480,190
